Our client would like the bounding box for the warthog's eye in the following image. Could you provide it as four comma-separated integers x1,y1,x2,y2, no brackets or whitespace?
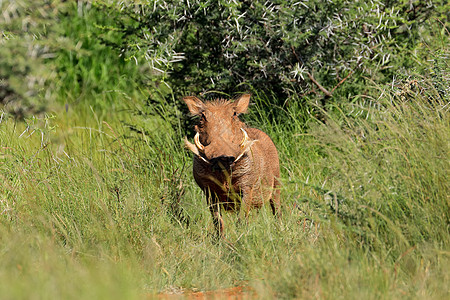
198,113,206,127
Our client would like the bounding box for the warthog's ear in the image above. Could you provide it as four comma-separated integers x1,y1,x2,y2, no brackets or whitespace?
183,96,205,115
234,94,251,114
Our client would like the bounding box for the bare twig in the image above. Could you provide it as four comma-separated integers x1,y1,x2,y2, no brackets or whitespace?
291,45,303,65
436,18,450,36
291,46,332,97
307,72,332,97
291,45,355,97
331,70,354,93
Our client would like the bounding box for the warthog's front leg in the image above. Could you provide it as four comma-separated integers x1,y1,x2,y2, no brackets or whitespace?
205,189,224,238
209,204,224,238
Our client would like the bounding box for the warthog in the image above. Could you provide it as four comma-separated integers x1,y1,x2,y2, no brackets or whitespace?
183,94,281,237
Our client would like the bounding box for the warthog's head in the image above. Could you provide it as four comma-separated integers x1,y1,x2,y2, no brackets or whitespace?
184,94,253,170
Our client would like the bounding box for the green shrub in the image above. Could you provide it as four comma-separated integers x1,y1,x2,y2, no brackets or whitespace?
95,0,449,104
0,0,68,118
0,0,146,118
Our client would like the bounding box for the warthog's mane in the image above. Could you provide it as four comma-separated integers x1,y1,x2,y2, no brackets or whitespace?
205,99,232,107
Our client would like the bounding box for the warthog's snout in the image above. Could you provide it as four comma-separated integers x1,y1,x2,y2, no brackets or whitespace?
210,155,235,171
183,94,281,237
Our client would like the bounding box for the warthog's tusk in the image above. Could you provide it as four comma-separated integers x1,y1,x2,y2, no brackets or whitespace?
235,129,256,163
184,137,199,155
194,132,205,152
240,128,248,149
234,139,256,163
184,136,209,164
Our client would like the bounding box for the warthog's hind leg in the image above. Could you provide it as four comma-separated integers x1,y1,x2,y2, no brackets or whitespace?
270,178,282,217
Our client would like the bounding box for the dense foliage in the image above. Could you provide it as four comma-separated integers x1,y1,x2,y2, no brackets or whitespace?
95,0,449,104
0,0,67,117
0,0,145,118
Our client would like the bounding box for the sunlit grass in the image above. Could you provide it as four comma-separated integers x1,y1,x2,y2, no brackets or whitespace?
1,69,448,299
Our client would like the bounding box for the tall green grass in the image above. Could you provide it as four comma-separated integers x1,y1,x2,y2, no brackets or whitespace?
272,77,449,298
1,68,448,299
